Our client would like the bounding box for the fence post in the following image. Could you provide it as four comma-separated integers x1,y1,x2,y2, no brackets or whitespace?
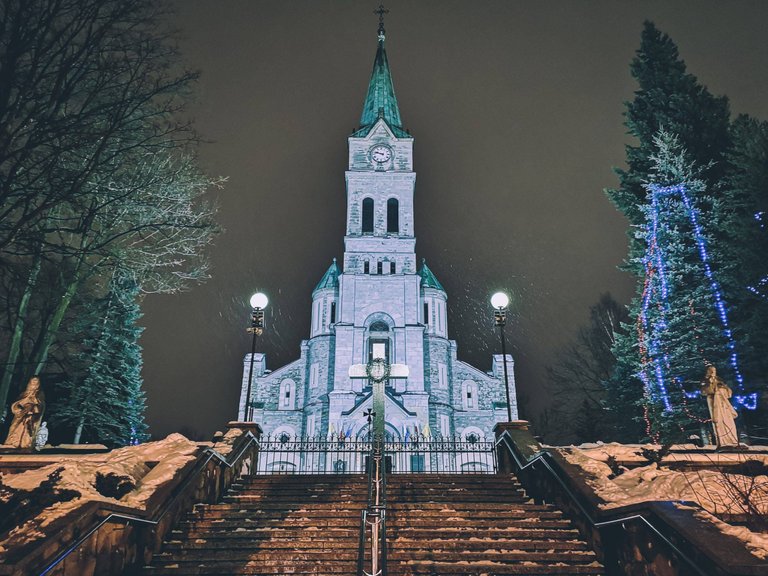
493,421,537,474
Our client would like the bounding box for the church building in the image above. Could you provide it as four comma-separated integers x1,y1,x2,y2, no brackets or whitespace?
238,19,518,447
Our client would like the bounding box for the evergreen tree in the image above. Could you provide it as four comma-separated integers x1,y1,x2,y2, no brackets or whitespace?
51,273,148,446
607,21,731,231
630,131,737,442
720,116,768,381
605,22,733,440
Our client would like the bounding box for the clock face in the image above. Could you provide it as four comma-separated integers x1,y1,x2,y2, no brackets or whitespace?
370,145,392,164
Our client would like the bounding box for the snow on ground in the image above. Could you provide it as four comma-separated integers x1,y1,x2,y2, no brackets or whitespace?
553,442,768,560
0,433,200,555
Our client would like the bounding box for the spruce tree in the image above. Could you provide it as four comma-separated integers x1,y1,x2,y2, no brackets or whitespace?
52,273,148,446
630,131,737,442
720,116,768,381
605,22,733,440
607,21,731,231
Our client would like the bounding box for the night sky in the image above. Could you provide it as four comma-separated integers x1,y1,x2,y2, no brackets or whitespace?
141,1,768,440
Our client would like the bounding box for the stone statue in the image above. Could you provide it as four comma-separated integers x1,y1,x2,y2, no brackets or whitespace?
700,365,739,448
3,376,46,449
35,421,49,451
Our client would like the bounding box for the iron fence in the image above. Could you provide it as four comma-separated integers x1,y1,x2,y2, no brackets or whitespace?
256,433,497,474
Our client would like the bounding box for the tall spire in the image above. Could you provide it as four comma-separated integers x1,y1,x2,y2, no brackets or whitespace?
358,4,404,136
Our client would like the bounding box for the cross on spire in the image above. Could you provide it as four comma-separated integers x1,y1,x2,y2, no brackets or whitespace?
374,4,389,40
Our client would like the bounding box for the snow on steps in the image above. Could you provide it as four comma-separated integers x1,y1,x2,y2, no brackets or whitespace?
140,473,604,576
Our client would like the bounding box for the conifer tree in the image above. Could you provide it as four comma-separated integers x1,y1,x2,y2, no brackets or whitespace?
51,273,148,446
605,22,733,439
720,116,768,380
607,21,731,231
627,131,737,442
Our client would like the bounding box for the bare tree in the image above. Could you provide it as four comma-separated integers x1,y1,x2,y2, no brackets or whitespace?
545,293,629,443
0,0,220,418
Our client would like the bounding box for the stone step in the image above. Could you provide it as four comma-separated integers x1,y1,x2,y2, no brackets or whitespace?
141,472,604,575
170,527,360,539
188,507,363,516
387,562,604,575
142,560,358,575
163,538,361,550
162,537,591,552
144,558,602,576
177,517,359,529
385,550,599,563
386,502,549,510
176,518,576,532
388,538,590,551
389,527,582,539
387,516,567,524
238,474,367,484
219,498,367,506
221,492,366,501
153,549,360,562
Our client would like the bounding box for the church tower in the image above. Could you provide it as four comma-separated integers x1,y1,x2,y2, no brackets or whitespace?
239,16,517,458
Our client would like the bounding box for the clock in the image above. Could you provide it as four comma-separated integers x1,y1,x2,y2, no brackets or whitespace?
370,145,392,164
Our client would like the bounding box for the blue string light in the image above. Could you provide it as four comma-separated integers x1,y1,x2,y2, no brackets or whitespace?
638,183,755,412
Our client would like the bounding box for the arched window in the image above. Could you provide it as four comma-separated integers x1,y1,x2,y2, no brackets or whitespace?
387,198,399,233
368,321,390,364
362,198,374,233
279,379,296,410
462,380,478,410
370,321,389,332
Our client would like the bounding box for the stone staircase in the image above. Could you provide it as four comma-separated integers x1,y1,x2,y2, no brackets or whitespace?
140,473,603,575
386,474,603,575
141,474,367,575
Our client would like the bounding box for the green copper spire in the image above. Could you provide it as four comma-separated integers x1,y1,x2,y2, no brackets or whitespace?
419,259,445,292
357,6,406,137
314,259,341,293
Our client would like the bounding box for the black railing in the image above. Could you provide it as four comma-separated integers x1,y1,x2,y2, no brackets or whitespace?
35,431,260,576
357,437,388,576
257,433,497,474
494,430,712,576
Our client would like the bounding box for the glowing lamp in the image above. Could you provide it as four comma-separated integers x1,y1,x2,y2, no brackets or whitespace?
491,292,509,310
250,292,268,309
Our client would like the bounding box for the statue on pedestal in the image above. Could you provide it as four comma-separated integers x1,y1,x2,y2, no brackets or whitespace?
700,365,739,448
3,376,46,449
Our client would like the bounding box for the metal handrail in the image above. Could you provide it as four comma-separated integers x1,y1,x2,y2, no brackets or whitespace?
36,432,260,576
358,435,387,576
495,431,711,576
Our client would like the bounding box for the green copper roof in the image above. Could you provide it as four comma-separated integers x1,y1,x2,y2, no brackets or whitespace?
356,37,408,138
314,259,340,292
419,260,445,292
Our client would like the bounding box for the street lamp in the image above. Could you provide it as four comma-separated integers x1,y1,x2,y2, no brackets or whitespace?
245,292,268,421
491,291,513,422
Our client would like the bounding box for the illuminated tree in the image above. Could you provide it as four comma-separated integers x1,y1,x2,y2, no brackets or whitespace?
627,132,745,442
605,22,734,440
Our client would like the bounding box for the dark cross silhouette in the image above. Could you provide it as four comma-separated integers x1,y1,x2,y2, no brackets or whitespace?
364,408,376,441
374,4,388,38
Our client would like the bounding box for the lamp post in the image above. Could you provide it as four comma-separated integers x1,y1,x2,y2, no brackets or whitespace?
245,292,268,422
491,291,512,422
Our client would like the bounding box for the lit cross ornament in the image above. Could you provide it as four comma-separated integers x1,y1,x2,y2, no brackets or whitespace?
349,346,408,442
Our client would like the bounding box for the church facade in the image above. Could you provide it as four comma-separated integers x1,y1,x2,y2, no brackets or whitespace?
238,23,518,448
